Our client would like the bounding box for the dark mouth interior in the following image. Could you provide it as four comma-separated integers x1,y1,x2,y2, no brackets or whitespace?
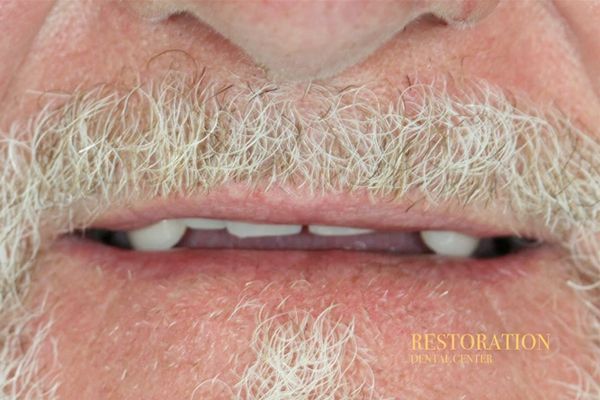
80,227,541,259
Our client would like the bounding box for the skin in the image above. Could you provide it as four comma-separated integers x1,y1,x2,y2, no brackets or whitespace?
1,0,599,398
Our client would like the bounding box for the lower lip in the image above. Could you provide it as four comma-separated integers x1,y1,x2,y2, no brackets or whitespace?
57,236,546,283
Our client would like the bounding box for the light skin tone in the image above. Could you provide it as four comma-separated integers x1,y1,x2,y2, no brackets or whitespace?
1,0,599,399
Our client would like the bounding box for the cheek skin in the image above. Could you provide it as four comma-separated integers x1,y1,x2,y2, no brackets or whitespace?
0,0,54,102
25,245,592,399
553,0,600,97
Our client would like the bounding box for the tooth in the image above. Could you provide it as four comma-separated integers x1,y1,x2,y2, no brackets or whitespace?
308,225,373,236
183,218,226,230
127,219,186,251
226,221,302,238
420,230,480,257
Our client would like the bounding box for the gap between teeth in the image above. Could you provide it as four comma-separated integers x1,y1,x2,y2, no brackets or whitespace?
126,218,480,256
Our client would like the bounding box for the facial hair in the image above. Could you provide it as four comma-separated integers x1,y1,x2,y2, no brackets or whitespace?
0,71,598,398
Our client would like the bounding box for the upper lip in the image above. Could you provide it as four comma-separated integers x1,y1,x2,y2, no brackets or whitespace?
83,183,554,242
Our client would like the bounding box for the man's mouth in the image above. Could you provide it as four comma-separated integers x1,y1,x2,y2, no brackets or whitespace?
76,187,541,262
86,217,537,258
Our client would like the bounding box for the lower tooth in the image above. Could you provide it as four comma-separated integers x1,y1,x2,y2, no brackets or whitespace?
127,220,186,251
420,230,480,257
308,225,373,236
226,221,302,238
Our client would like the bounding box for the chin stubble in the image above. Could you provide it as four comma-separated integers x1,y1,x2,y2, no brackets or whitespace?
0,71,598,398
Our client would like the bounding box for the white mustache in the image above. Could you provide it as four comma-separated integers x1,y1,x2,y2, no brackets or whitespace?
0,71,598,398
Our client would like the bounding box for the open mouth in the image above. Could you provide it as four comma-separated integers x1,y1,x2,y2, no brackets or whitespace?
71,187,543,269
84,218,537,258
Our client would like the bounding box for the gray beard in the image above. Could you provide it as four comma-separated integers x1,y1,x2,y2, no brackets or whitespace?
0,71,598,398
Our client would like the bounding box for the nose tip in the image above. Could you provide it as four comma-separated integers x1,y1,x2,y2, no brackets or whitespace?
129,0,499,81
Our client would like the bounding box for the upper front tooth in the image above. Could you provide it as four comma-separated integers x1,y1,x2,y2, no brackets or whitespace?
308,225,373,236
183,218,226,230
420,230,480,257
127,219,186,251
226,221,302,238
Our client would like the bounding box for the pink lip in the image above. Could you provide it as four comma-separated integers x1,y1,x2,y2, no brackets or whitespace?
88,183,548,241
69,182,557,276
